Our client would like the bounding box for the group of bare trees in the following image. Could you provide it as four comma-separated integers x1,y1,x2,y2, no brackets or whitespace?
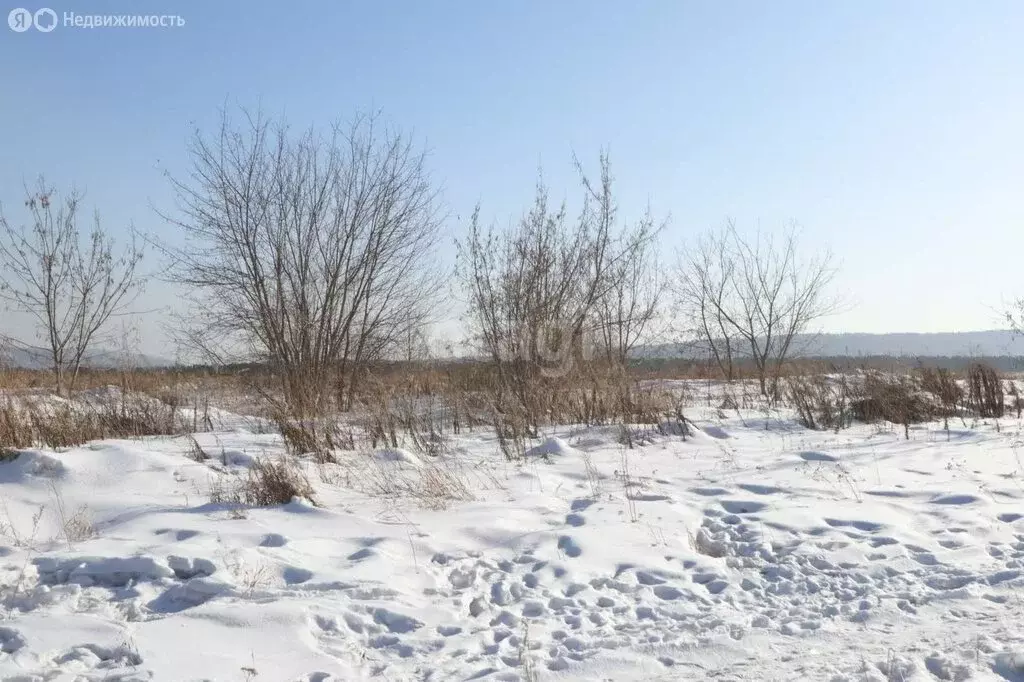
1,104,845,413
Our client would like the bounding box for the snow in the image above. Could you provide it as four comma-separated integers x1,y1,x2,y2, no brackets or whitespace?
372,448,423,467
1,402,1023,680
524,437,576,458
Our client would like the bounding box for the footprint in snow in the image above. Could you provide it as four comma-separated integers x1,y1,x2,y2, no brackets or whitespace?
824,518,883,532
436,625,462,637
370,607,423,634
653,585,684,600
630,493,672,502
53,643,142,668
167,555,217,580
259,533,288,547
799,451,837,462
987,569,1021,585
737,483,786,495
930,494,980,505
864,489,912,498
911,552,941,566
154,528,201,541
869,536,899,547
282,566,314,584
0,627,26,654
690,486,731,496
565,513,586,527
635,570,666,585
720,500,768,514
347,548,375,561
701,425,731,439
557,535,582,558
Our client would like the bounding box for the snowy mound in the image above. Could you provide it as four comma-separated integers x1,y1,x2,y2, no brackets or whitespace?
525,436,576,458
372,447,423,467
0,450,65,483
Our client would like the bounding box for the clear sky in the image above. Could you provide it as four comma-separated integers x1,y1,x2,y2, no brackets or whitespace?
1,1,1023,356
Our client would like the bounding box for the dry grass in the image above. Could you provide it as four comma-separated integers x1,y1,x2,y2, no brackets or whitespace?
273,415,355,463
239,456,316,506
0,482,94,552
364,458,475,510
786,373,853,431
49,481,95,548
311,444,491,511
211,456,317,507
0,391,189,451
473,363,683,460
0,396,35,453
0,501,45,549
7,359,1016,521
185,434,209,462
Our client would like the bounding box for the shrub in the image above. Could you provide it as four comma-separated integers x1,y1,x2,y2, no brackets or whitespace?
0,397,34,453
274,416,352,464
93,393,180,438
212,457,316,507
851,372,931,439
786,373,852,431
1007,381,1023,419
966,363,1004,418
916,366,963,418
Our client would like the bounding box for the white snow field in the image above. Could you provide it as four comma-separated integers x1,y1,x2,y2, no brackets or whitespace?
2,400,1024,681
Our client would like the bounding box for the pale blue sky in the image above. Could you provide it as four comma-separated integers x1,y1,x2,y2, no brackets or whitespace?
2,1,1023,355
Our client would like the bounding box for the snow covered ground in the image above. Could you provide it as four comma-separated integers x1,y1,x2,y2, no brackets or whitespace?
1,402,1023,681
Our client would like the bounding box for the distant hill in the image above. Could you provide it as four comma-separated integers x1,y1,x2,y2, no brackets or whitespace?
642,330,1024,360
0,345,173,370
795,330,1024,358
3,331,1022,371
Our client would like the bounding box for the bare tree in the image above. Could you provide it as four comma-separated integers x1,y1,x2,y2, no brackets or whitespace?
161,108,443,417
1007,300,1024,337
675,222,836,397
460,182,594,389
0,180,144,395
673,228,740,382
581,158,665,366
458,154,661,426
